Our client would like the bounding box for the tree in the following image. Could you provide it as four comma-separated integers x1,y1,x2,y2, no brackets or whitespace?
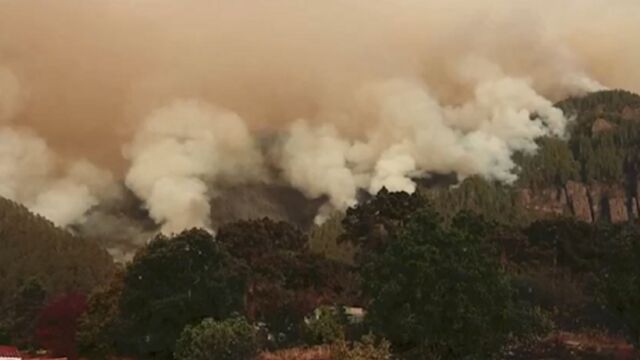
6,278,47,348
217,218,355,346
341,188,428,260
174,316,258,360
597,224,640,346
360,209,531,358
77,270,125,359
303,305,347,345
0,197,114,314
118,228,246,359
35,293,87,360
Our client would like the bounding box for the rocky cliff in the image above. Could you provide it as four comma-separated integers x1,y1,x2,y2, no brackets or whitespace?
515,89,640,224
517,180,638,224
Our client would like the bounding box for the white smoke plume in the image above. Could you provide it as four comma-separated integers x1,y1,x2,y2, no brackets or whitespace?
0,0,639,233
0,66,114,227
280,74,569,217
124,100,264,234
0,127,114,226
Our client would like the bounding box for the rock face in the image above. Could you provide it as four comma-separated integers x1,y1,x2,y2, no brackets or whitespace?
591,118,616,133
519,181,638,224
565,181,592,223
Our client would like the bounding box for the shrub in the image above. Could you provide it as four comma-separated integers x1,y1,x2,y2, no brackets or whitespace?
331,334,391,360
360,210,538,358
119,229,246,359
174,316,258,360
303,306,346,345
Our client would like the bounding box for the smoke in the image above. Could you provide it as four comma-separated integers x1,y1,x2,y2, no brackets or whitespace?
0,66,21,122
0,65,114,227
0,126,114,226
124,100,264,233
0,0,639,233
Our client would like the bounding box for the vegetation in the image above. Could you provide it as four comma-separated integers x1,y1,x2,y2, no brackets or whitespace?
0,197,114,335
118,228,246,359
174,316,258,360
76,271,125,359
597,224,640,346
518,89,640,187
331,335,392,360
3,89,640,359
303,306,346,345
217,218,356,346
360,209,532,358
425,176,529,225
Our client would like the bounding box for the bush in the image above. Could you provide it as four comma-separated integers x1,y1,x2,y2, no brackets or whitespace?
331,334,391,360
303,306,346,345
597,224,640,346
360,209,537,358
118,229,246,359
174,316,258,360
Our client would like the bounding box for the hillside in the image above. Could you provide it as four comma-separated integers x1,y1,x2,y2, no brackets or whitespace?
427,89,640,225
0,197,115,309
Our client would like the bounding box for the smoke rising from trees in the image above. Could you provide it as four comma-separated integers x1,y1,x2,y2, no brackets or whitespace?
0,0,638,232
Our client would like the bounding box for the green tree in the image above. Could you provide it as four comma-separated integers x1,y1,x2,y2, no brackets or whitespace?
118,228,246,359
597,224,640,346
217,218,355,346
309,212,356,265
515,137,580,188
0,197,114,317
303,306,347,345
174,316,258,360
360,209,532,358
7,278,47,349
77,270,125,359
341,188,428,262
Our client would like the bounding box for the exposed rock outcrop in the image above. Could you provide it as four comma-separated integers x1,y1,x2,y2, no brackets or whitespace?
565,181,592,223
591,118,616,133
519,181,637,224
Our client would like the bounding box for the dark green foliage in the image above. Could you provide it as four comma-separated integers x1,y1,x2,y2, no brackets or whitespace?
0,197,115,313
309,212,356,265
0,325,10,344
174,316,258,360
597,224,640,346
216,217,308,260
524,218,601,272
77,270,125,359
361,209,533,358
341,188,428,258
332,334,392,360
516,137,580,188
512,90,640,187
4,278,47,348
217,218,356,347
426,176,528,225
303,306,347,345
119,228,246,359
556,89,640,116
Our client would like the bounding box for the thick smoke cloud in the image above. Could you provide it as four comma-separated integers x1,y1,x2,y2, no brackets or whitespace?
0,0,639,233
0,66,113,227
124,100,263,233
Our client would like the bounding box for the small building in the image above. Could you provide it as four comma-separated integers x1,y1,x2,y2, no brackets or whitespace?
0,345,21,360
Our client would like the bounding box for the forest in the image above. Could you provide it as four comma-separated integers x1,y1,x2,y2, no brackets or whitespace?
2,90,640,359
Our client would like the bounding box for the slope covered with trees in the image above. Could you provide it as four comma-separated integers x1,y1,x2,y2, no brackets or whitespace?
424,90,640,226
0,196,115,349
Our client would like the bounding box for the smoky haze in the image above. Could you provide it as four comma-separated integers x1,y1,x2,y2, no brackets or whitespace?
0,0,639,238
